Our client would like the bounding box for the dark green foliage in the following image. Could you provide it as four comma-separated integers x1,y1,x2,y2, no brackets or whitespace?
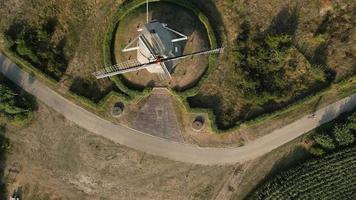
189,12,327,129
347,113,356,131
0,76,37,121
4,20,67,81
310,111,356,155
249,145,356,200
333,124,354,146
235,33,294,96
0,127,9,199
313,133,335,150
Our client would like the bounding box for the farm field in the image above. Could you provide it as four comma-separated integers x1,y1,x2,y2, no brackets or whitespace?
244,110,356,199
248,144,356,199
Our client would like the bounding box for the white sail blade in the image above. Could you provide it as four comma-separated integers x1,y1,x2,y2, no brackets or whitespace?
93,59,146,79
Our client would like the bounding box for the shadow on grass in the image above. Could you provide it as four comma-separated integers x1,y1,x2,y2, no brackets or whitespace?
267,6,299,36
188,94,244,130
0,124,9,199
69,77,118,103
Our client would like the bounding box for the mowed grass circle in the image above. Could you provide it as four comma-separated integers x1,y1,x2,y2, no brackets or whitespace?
103,0,217,95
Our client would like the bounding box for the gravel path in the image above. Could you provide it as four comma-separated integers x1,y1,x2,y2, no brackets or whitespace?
1,54,355,165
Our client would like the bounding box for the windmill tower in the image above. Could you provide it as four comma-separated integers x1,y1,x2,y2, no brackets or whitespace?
93,0,223,79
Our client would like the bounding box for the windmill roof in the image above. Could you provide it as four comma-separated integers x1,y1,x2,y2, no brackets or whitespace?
141,21,173,57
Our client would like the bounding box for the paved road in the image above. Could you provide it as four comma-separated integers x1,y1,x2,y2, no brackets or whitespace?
1,54,356,165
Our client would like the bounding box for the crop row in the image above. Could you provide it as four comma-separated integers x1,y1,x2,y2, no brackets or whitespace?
251,145,356,199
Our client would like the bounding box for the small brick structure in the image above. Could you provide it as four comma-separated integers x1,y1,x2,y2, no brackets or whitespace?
192,116,205,131
111,102,124,118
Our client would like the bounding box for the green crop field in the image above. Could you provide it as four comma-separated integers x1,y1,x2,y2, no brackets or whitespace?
248,110,356,199
249,144,356,199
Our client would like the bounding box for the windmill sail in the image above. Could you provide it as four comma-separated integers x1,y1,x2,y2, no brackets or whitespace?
93,59,146,79
94,48,223,79
161,48,223,63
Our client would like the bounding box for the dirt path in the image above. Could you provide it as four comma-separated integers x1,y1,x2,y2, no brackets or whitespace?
213,162,253,200
1,53,356,165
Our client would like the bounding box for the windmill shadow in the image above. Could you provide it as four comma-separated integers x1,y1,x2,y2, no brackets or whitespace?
151,1,210,54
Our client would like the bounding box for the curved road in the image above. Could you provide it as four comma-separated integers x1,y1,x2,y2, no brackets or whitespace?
1,54,356,165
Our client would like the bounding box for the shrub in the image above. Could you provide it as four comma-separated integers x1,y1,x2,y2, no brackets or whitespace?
4,20,67,81
333,124,354,146
0,77,36,121
347,113,356,131
313,133,335,150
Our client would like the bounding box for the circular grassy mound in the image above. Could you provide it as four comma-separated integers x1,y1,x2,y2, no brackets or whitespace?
103,0,217,96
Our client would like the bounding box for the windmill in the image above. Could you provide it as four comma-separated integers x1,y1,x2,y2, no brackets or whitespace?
93,0,223,80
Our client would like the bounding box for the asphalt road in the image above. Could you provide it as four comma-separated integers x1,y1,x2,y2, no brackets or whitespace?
1,54,356,165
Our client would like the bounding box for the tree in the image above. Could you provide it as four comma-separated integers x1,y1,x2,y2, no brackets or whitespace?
333,124,354,146
313,133,335,150
0,78,36,121
347,113,356,131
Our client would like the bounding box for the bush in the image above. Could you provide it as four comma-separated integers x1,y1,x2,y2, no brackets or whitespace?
333,124,355,146
309,146,325,156
0,76,37,121
347,113,356,131
309,111,356,152
313,133,335,150
4,20,67,81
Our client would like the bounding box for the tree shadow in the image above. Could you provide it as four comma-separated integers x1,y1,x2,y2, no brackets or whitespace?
188,94,242,130
267,6,299,36
150,1,204,54
315,11,332,36
0,124,9,199
0,74,38,114
42,17,58,35
69,77,117,103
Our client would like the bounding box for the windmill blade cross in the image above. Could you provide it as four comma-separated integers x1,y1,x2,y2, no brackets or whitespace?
162,48,223,63
94,48,223,79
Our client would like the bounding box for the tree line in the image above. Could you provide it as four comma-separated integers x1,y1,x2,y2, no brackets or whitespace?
4,19,67,81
